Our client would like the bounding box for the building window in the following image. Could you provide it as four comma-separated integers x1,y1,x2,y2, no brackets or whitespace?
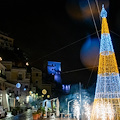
6,43,8,46
36,81,38,83
36,73,38,76
18,74,22,80
0,99,1,104
25,85,28,88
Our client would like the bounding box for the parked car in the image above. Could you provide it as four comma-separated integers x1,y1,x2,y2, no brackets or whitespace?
0,106,6,118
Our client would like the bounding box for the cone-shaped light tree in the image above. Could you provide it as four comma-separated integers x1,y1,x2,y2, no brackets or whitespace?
91,5,120,120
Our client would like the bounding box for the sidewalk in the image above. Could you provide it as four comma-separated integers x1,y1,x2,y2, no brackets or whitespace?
1,110,76,120
42,117,76,120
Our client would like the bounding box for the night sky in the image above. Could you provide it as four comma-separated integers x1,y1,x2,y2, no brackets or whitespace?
0,0,120,86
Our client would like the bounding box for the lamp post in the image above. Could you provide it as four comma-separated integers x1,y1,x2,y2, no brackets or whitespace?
68,99,75,119
0,57,2,61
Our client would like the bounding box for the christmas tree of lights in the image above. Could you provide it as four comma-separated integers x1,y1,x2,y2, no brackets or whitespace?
91,5,120,120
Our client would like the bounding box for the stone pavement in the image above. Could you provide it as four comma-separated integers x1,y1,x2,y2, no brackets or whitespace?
36,117,76,120
0,110,76,120
1,109,32,120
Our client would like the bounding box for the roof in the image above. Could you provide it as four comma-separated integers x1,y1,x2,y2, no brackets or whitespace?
31,67,42,72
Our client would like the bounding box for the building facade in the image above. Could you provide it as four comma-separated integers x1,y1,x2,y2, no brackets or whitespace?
2,61,30,106
0,62,16,110
0,32,14,50
31,67,51,97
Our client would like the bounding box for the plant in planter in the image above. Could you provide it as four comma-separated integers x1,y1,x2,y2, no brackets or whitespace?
15,107,21,115
37,108,42,119
53,103,56,112
48,108,52,112
41,107,46,117
32,112,38,120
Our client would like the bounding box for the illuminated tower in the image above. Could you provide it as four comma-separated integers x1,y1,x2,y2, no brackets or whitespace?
91,5,120,120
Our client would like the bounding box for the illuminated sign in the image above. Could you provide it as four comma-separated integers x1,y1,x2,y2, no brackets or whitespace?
62,84,71,93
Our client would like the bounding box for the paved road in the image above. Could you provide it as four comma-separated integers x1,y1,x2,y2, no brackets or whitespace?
0,110,76,120
1,110,32,120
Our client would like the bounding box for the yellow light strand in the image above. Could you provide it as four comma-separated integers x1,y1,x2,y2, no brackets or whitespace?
101,18,109,34
98,52,119,75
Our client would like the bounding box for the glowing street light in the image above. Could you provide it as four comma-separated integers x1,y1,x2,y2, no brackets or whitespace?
26,62,29,66
16,83,21,88
16,96,19,100
0,57,2,61
24,88,26,91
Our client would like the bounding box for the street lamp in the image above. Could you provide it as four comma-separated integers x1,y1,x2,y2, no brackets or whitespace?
0,57,2,61
26,62,29,66
16,96,19,100
68,99,75,119
16,83,21,88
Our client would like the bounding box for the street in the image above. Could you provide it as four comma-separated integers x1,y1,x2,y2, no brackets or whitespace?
0,110,76,120
1,110,32,120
